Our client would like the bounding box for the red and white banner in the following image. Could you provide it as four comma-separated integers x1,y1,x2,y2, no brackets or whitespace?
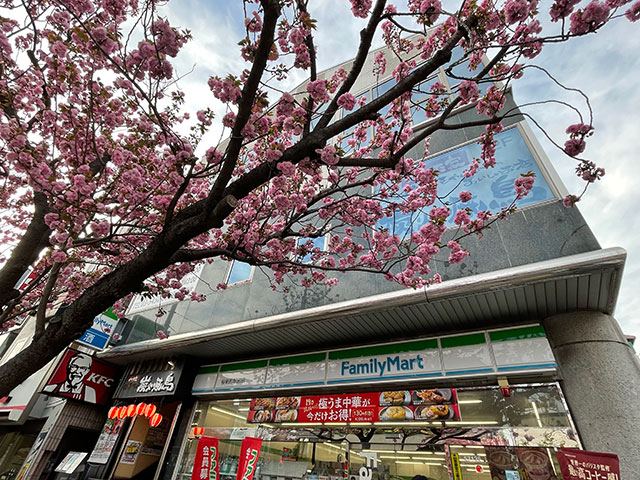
43,348,117,405
191,437,220,480
236,437,262,480
247,389,460,424
556,448,620,480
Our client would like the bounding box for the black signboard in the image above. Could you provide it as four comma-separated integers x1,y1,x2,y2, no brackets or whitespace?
114,359,185,399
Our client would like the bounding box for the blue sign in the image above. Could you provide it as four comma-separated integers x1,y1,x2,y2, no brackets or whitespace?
78,314,117,350
378,126,555,234
505,470,522,480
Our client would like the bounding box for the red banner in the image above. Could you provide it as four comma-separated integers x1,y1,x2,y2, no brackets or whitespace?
42,348,118,405
236,437,262,480
556,448,620,480
191,437,219,480
248,390,460,424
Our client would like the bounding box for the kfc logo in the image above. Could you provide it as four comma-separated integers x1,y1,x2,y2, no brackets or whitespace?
43,349,118,405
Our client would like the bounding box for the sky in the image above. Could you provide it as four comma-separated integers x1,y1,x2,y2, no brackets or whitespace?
162,0,640,339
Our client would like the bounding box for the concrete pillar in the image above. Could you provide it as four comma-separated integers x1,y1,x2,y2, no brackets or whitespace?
543,311,640,478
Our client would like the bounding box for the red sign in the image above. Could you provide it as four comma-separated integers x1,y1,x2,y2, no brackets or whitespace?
556,448,620,480
191,437,219,480
42,348,117,405
236,437,262,480
248,389,460,424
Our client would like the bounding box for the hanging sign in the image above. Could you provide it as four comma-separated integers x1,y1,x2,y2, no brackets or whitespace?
556,448,620,480
42,348,117,405
115,360,184,399
450,453,463,480
191,437,220,480
236,437,262,480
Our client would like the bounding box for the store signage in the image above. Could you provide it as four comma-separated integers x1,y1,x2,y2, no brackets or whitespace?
120,440,142,464
327,349,441,383
77,312,118,350
556,448,620,480
236,437,262,480
193,326,557,395
42,348,117,405
88,417,125,464
192,437,220,480
116,360,184,398
247,389,460,424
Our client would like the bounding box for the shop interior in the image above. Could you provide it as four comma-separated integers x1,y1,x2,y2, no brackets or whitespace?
175,384,574,480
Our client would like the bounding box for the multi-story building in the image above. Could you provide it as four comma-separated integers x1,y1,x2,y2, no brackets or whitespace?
6,38,638,480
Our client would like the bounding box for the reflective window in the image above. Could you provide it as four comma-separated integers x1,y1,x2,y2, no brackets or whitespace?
377,126,555,236
226,261,253,285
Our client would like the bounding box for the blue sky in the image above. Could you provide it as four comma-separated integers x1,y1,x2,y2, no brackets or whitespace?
163,0,640,340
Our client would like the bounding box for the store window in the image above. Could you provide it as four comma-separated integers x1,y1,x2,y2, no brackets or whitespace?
175,384,576,480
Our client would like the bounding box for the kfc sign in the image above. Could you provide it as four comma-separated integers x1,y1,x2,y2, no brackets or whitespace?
43,349,118,405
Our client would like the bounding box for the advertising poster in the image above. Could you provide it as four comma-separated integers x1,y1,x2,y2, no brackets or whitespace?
556,448,620,480
515,448,557,480
485,447,520,480
88,417,125,464
42,348,118,404
121,440,143,465
236,437,262,480
247,389,460,424
191,437,220,480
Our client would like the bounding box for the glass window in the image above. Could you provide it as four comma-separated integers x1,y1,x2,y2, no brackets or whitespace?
226,261,253,285
376,126,555,236
176,387,574,480
298,236,327,264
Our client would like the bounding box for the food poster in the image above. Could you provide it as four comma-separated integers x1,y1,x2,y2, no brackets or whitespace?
120,440,143,464
515,448,557,480
247,389,460,424
88,417,125,464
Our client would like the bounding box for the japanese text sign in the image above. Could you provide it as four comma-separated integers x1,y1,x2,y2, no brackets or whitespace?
556,448,620,480
191,437,219,480
236,437,262,480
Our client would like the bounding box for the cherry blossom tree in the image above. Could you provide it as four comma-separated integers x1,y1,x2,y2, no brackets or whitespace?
0,0,636,395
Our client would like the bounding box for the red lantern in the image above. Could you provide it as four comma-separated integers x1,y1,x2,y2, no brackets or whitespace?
135,402,147,416
149,413,163,427
117,406,127,419
144,403,157,418
108,406,118,419
126,404,136,417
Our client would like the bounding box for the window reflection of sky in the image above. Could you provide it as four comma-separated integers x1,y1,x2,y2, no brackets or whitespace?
378,127,555,233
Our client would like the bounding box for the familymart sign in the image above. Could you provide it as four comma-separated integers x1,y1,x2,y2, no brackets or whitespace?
192,325,557,394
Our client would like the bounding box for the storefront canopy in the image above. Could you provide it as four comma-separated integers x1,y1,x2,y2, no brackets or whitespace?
98,247,625,366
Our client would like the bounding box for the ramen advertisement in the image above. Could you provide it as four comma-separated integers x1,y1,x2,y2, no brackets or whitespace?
247,389,460,424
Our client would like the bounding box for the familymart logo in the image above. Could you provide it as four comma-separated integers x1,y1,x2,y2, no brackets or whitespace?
242,449,259,480
340,354,424,377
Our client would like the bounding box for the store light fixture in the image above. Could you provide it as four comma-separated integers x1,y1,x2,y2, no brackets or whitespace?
322,442,345,451
457,399,483,404
395,461,444,467
209,406,247,421
531,401,543,428
461,446,486,449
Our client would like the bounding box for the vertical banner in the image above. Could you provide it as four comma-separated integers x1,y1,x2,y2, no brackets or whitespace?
236,437,262,480
556,448,620,480
191,437,220,480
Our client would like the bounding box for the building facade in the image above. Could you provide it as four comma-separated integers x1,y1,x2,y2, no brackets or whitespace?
9,38,636,480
